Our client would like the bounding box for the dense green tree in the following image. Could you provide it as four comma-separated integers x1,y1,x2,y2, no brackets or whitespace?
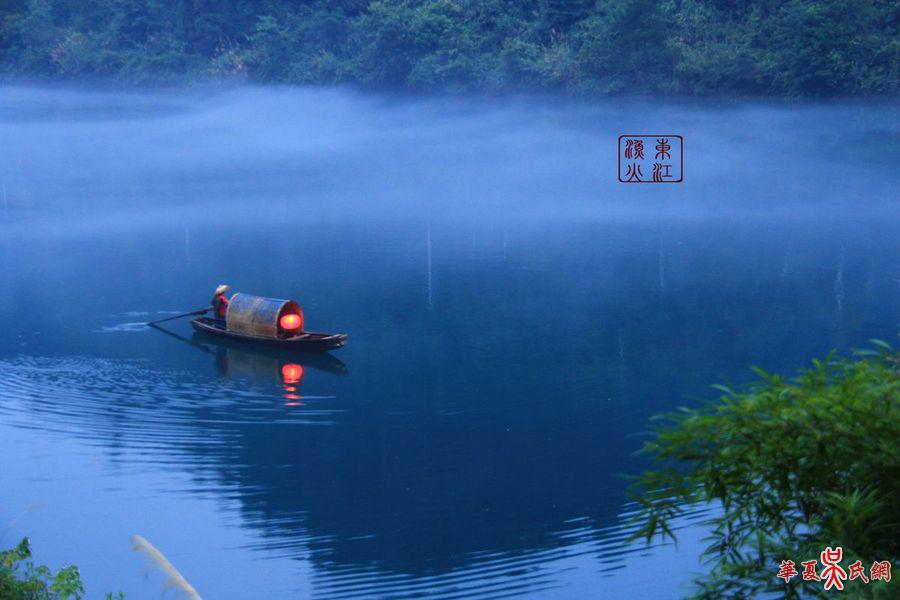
569,0,679,93
0,0,896,96
764,0,896,96
540,0,593,37
631,343,899,598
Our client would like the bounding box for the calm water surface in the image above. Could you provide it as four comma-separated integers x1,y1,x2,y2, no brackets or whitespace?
0,87,897,598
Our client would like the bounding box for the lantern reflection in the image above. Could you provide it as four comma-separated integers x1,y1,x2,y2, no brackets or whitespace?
280,363,305,404
281,363,304,384
198,334,346,406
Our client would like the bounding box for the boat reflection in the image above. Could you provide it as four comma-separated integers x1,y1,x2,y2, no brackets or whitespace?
198,333,347,404
149,322,346,404
197,333,346,373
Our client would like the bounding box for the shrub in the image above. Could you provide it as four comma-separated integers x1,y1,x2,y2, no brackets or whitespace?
630,341,899,598
0,537,124,600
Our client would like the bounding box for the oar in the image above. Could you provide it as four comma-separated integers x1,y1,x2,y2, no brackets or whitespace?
145,307,211,326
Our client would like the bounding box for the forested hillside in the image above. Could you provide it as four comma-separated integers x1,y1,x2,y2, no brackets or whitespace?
1,0,897,97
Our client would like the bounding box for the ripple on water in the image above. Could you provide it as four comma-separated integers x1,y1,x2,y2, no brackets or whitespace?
98,322,150,332
0,355,340,466
0,355,713,599
296,502,713,599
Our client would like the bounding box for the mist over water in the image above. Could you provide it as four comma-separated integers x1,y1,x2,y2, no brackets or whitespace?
0,85,897,599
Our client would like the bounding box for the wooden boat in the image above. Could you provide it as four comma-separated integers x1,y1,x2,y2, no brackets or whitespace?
191,317,347,351
189,293,347,352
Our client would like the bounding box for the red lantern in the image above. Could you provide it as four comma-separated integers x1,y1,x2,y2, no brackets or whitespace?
281,363,304,384
280,313,302,331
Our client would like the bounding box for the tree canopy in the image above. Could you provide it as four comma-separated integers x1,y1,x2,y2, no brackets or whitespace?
0,0,897,97
630,342,899,598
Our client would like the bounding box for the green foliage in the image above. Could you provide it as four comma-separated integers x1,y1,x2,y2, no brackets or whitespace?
569,0,679,94
1,537,85,599
630,342,899,598
763,0,897,96
0,0,897,96
0,538,124,600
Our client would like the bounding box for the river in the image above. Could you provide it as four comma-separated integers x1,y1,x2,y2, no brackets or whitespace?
0,86,897,598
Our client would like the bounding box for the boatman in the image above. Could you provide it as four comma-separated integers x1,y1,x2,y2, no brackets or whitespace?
211,284,231,327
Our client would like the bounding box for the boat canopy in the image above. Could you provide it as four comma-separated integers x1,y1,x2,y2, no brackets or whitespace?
226,293,303,338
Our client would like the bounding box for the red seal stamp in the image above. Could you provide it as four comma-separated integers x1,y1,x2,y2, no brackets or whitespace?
618,135,683,183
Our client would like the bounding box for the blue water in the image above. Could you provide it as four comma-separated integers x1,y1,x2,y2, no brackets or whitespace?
0,86,897,598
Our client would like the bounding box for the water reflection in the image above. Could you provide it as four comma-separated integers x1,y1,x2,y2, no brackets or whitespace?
0,87,897,599
1,213,897,598
0,350,707,597
150,321,348,406
203,339,347,405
